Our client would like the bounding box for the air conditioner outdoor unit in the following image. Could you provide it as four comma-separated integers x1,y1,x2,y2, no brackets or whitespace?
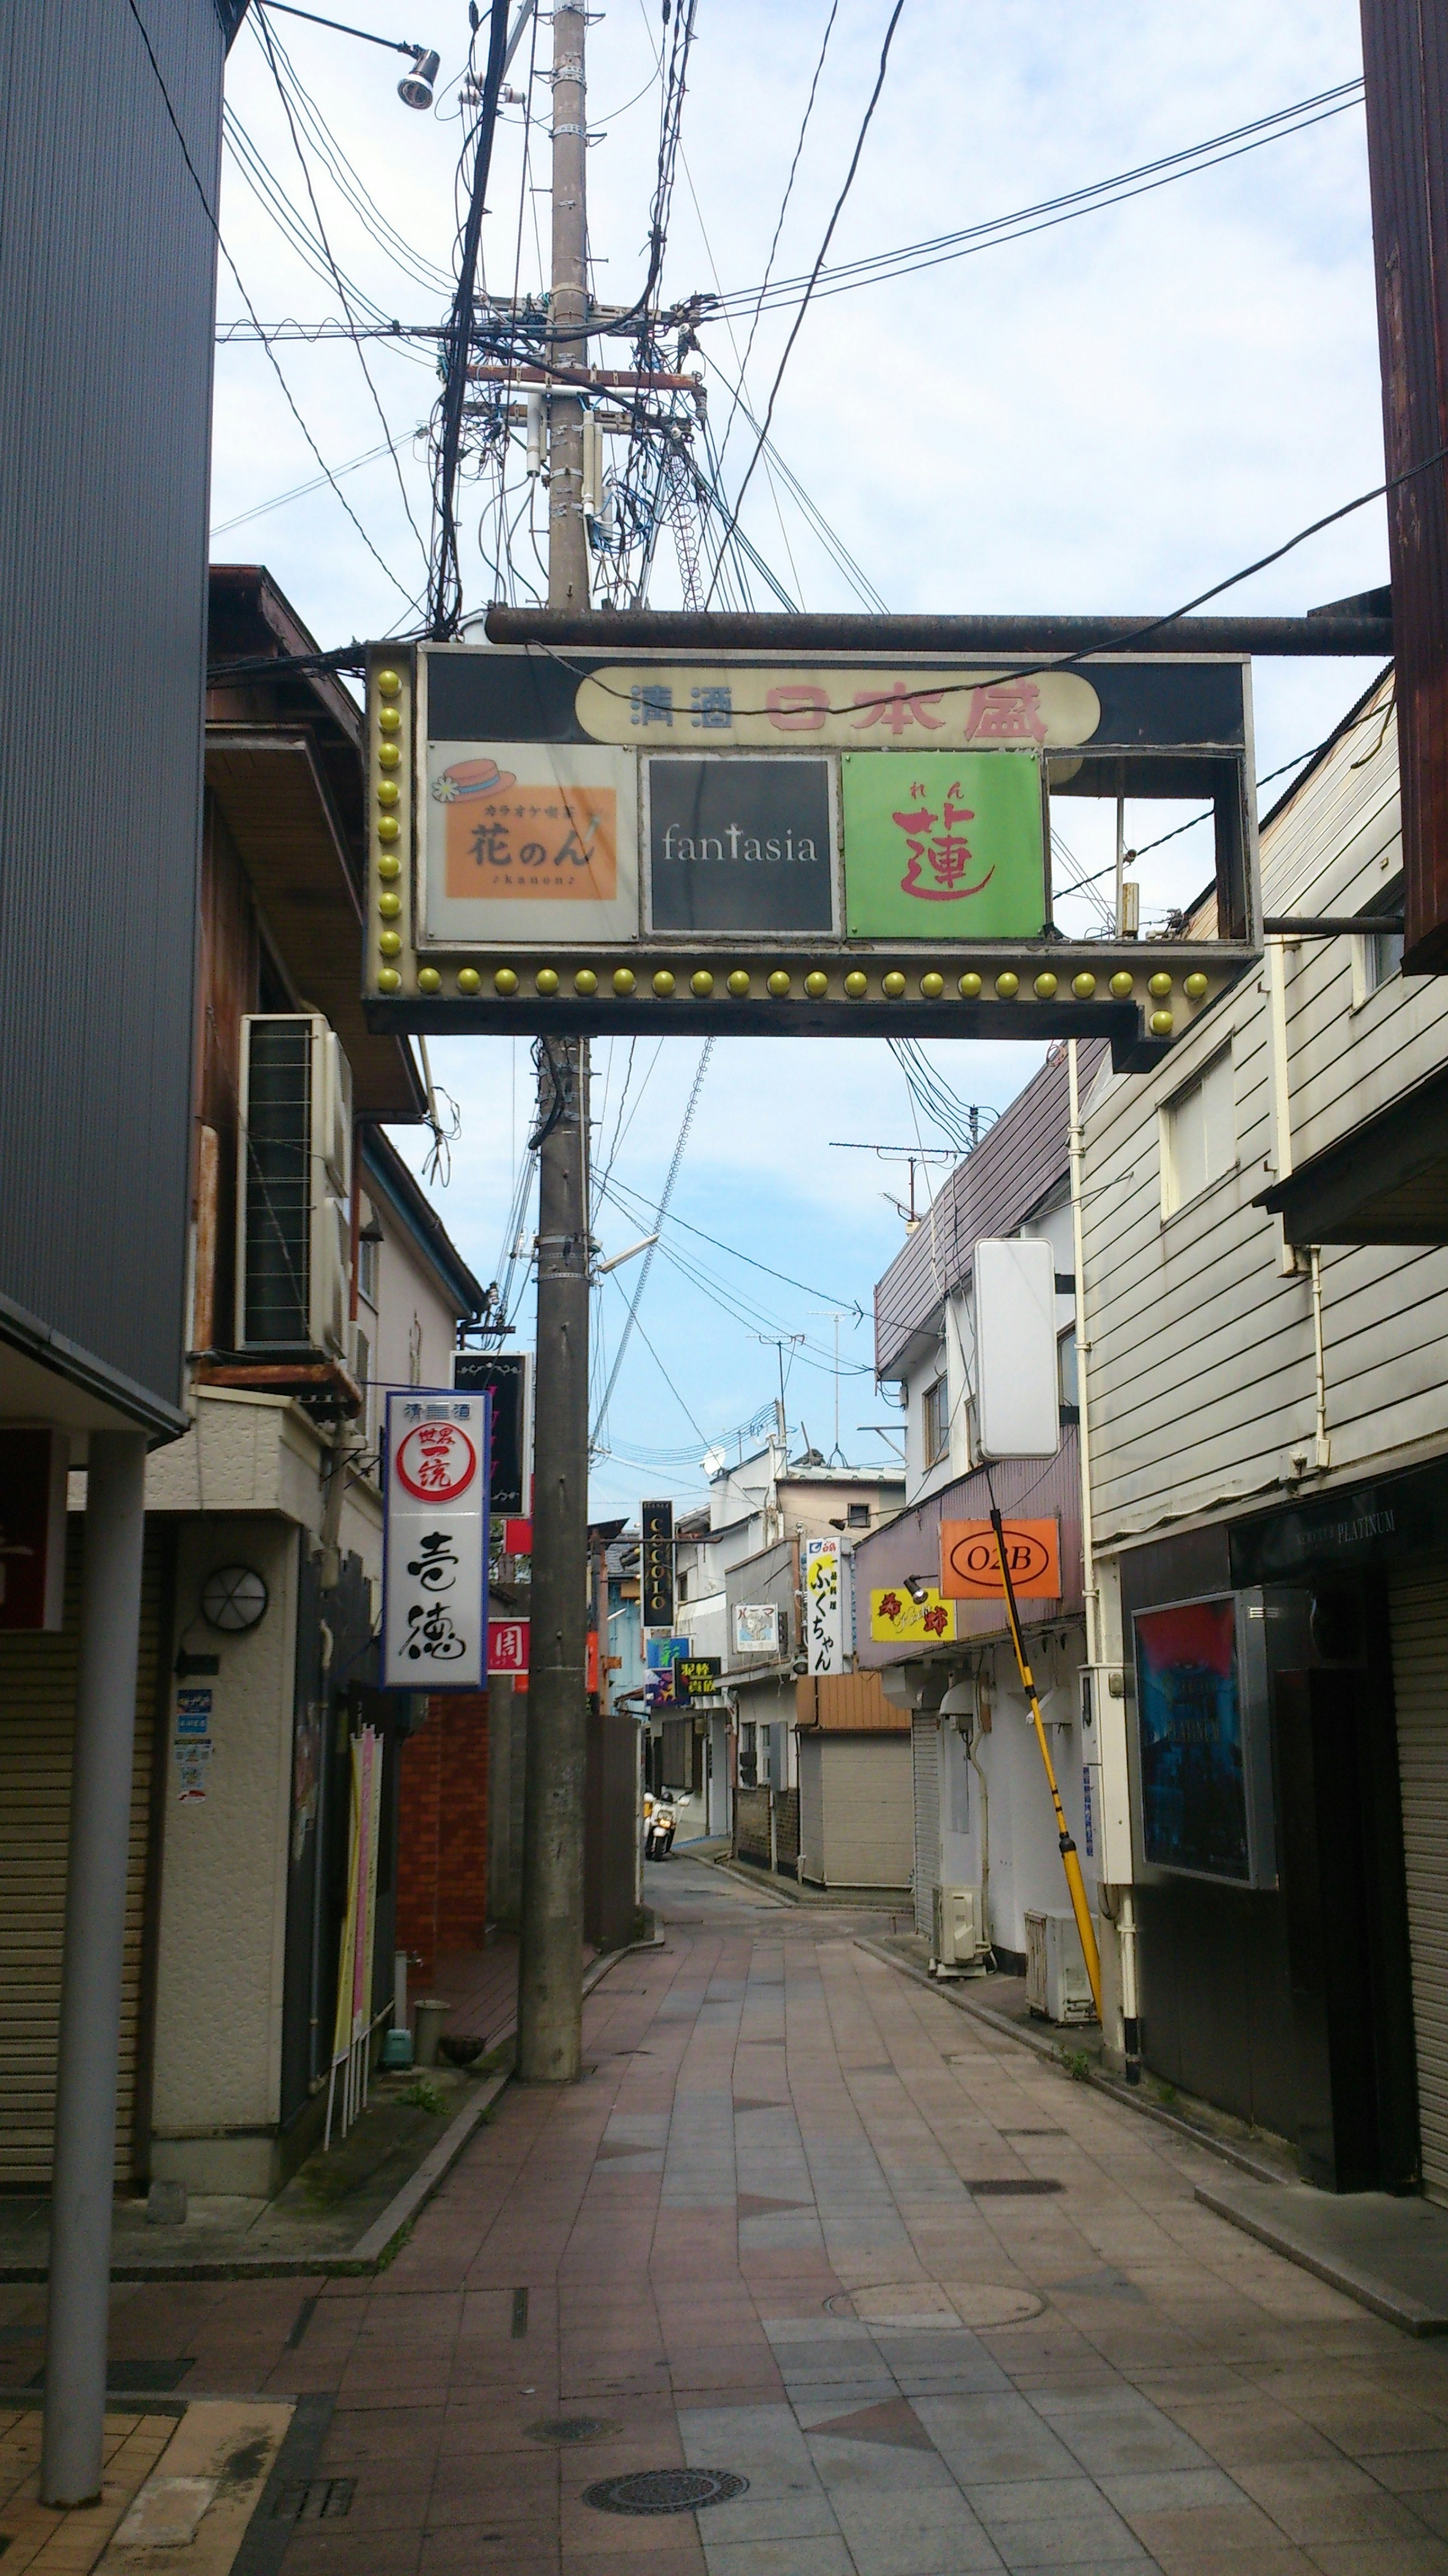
932,1882,988,1976
1024,1908,1096,2024
236,1014,352,1357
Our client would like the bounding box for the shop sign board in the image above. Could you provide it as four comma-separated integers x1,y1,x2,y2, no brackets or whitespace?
870,1586,957,1644
454,1350,531,1513
940,1518,1061,1601
382,1389,491,1689
488,1618,529,1676
804,1535,844,1673
640,1497,675,1626
362,643,1260,1067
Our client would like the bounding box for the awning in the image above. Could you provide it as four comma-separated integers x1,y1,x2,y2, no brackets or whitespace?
1256,1061,1448,1245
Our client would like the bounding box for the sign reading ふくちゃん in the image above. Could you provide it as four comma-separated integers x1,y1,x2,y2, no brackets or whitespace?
383,1391,491,1689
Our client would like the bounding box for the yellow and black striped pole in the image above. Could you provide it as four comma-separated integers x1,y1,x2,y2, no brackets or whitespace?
989,1506,1103,2022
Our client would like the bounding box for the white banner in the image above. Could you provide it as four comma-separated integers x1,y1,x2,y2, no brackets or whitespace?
382,1389,490,1689
804,1536,844,1674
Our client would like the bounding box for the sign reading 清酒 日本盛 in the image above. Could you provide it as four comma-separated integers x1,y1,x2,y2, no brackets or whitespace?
383,1390,491,1688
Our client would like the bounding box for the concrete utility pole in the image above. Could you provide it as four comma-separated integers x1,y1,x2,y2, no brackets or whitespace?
517,0,591,2085
41,1432,148,2505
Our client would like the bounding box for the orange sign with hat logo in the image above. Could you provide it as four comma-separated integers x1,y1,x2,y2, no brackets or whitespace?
939,1519,1061,1600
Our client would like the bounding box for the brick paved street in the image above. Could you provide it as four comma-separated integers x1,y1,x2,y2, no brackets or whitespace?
17,1856,1448,2574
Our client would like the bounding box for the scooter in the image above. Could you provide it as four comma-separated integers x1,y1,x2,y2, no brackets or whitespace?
644,1794,677,1861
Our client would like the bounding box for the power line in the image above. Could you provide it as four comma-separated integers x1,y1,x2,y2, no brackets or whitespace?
715,0,840,482
591,1038,713,1443
430,0,511,637
704,0,908,602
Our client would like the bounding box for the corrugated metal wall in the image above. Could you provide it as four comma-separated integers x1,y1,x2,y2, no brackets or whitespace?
0,1520,169,2187
1390,1561,1448,2200
0,0,225,1421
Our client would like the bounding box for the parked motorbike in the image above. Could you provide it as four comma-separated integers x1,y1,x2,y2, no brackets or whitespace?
644,1794,677,1861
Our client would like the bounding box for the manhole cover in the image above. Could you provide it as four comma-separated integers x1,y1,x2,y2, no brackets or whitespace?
584,2469,748,2516
526,2416,619,2446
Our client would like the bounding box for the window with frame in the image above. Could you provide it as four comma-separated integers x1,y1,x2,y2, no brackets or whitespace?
357,1231,379,1308
1359,870,1405,996
923,1374,950,1466
847,1501,871,1528
1162,1048,1235,1216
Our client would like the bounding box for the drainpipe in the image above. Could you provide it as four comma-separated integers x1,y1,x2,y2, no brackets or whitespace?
1068,1040,1139,2081
1310,1245,1331,1471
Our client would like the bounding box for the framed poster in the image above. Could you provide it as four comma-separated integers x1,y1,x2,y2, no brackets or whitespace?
1132,1594,1275,1885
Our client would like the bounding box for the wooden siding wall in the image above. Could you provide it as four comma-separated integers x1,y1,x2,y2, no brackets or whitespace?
795,1670,910,1731
1083,676,1448,1547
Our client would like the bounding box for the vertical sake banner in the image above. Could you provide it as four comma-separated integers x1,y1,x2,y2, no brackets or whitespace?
382,1389,492,1688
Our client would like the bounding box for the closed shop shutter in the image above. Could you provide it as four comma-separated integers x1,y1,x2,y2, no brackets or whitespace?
912,1715,940,1939
1390,1559,1448,2200
0,1517,166,2188
824,1739,913,1889
798,1736,823,1884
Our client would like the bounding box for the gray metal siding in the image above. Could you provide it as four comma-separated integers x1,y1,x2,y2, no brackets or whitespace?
0,0,225,1424
875,1039,1106,1377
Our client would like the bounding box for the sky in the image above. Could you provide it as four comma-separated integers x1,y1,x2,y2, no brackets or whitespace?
210,0,1392,1517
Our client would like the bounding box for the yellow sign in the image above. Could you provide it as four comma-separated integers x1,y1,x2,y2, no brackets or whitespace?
574,664,1101,752
870,1586,958,1646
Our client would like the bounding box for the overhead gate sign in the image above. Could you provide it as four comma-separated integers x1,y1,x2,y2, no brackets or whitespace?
362,642,1261,1066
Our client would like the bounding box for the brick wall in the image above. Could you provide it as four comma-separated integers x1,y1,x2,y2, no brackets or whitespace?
396,1694,489,1982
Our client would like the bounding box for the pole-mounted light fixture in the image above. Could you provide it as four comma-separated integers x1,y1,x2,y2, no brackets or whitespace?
254,1,440,108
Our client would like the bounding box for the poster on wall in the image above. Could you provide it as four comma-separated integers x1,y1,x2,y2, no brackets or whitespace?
1133,1596,1253,1883
382,1390,491,1689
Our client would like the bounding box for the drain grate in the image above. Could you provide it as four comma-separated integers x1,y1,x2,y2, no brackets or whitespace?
272,2479,355,2522
966,2178,1063,2197
526,2416,619,2446
584,2469,748,2517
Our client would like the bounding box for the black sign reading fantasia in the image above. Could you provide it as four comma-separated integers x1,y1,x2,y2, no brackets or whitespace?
646,757,834,934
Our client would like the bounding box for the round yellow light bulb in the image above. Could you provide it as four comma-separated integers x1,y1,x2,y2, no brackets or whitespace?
995,971,1019,999
1072,972,1096,999
490,968,515,996
377,966,401,994
1109,970,1134,999
1184,971,1209,1001
378,706,402,735
375,668,402,698
958,972,982,1000
767,970,791,996
613,967,635,995
377,852,401,881
653,969,676,997
844,970,868,999
1150,1009,1173,1038
1148,971,1173,999
574,969,598,996
536,968,560,996
727,970,751,997
1034,972,1058,1000
376,779,400,810
805,970,829,998
458,968,482,996
920,972,944,999
691,969,714,998
882,971,906,998
378,930,402,958
378,891,401,920
377,742,401,772
417,966,441,995
377,816,400,846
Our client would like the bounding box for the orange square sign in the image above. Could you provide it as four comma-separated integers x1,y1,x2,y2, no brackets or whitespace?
444,778,617,901
940,1519,1061,1601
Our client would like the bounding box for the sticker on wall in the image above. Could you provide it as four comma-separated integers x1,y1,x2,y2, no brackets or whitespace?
175,1738,213,1803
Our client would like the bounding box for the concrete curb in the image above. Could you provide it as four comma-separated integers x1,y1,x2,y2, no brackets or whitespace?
0,1937,669,2287
1193,2180,1448,2338
853,1932,1290,2189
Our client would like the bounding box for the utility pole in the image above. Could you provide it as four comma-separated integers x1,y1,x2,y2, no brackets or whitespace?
517,0,591,2085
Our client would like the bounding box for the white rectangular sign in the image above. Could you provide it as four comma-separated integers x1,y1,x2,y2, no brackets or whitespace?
383,1390,491,1689
803,1536,844,1674
732,1601,780,1657
973,1237,1060,1459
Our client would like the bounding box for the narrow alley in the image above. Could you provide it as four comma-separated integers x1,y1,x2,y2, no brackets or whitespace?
13,1855,1448,2576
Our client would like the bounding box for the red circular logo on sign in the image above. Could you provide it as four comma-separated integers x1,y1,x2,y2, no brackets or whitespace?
396,1422,478,1504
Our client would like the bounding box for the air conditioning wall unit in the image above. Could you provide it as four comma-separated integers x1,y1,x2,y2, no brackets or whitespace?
1024,1908,1096,2024
236,1013,352,1356
932,1882,988,1975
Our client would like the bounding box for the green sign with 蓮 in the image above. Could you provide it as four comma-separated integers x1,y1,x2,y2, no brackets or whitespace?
841,751,1045,940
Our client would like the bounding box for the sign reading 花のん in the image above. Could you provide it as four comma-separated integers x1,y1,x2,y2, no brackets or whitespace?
382,1389,491,1689
362,643,1261,1066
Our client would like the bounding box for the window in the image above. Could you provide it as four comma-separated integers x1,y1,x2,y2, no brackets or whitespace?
357,1231,379,1307
847,1501,871,1529
354,1326,371,1449
678,1569,689,1603
1057,1325,1078,1411
923,1375,949,1466
1359,871,1405,997
1163,1048,1235,1215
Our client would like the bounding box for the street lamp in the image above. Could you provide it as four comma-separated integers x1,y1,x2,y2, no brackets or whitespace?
254,1,441,108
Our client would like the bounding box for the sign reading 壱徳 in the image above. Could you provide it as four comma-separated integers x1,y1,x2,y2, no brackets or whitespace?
939,1518,1061,1602
383,1389,491,1689
804,1536,844,1673
364,643,1260,1067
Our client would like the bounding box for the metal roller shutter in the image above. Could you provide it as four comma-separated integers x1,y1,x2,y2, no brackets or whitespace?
1390,1559,1448,2200
0,1517,165,2188
912,1715,940,1940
